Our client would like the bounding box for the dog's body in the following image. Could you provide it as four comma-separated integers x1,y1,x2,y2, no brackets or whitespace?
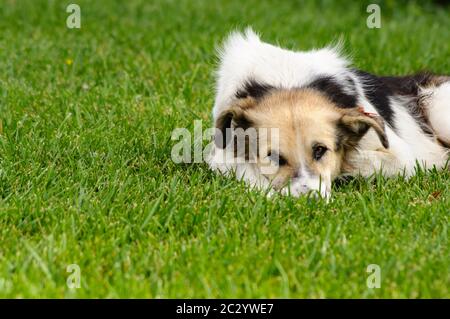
208,29,450,198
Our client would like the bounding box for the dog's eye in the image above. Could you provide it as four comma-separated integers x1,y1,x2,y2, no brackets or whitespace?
313,145,328,161
268,151,288,166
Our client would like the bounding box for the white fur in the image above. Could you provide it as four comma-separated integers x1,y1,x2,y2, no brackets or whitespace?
208,29,449,197
213,28,350,119
422,82,450,144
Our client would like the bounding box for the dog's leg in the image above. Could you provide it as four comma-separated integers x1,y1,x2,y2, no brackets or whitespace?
422,81,450,145
344,149,411,177
207,146,272,190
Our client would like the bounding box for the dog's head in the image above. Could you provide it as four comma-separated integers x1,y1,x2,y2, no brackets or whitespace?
215,88,388,198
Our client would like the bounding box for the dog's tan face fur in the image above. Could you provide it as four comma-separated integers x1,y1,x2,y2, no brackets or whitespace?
216,89,388,198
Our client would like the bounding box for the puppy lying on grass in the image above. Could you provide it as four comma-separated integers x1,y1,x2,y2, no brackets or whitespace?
207,29,450,199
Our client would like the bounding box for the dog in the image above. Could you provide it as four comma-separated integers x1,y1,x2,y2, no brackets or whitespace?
207,29,450,199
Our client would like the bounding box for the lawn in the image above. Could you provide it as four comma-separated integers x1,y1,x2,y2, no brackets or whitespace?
0,0,448,298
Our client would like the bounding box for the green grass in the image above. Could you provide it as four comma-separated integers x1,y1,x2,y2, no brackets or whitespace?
0,0,449,298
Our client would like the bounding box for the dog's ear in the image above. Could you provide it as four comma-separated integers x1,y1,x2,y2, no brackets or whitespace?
338,109,389,149
214,98,255,148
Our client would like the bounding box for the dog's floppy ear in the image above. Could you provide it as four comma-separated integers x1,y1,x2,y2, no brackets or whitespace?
214,98,255,148
338,108,389,149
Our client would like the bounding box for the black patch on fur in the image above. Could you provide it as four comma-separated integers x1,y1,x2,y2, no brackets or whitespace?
354,70,396,128
233,114,253,131
235,79,274,99
215,112,233,148
380,72,450,136
307,76,357,108
215,110,253,149
354,70,449,132
378,72,435,96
